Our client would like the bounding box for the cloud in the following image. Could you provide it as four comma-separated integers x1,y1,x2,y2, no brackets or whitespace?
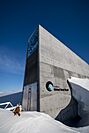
0,47,24,75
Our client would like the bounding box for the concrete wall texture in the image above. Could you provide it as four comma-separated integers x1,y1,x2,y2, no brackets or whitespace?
23,25,89,124
38,25,89,120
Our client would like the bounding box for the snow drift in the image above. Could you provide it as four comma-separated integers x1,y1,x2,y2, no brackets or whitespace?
0,109,78,133
1,77,89,133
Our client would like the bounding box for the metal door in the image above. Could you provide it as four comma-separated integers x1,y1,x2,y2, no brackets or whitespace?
22,82,37,111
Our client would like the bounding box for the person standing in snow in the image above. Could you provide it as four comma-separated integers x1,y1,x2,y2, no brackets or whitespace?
13,104,21,116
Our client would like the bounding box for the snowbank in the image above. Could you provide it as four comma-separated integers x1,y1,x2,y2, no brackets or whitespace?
0,109,78,133
1,77,89,133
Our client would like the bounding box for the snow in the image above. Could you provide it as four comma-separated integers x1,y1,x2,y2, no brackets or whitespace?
68,77,89,116
1,77,89,133
0,109,78,133
68,77,89,91
73,126,89,133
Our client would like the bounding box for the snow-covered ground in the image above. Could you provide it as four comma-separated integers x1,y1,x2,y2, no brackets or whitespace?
0,109,78,133
0,77,89,133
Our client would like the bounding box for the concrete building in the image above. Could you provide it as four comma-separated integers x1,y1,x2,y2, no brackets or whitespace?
22,25,89,125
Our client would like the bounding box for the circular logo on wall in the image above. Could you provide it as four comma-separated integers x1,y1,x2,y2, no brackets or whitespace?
46,81,69,92
46,81,54,91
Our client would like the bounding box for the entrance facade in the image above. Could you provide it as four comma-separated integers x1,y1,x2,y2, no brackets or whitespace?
22,82,37,111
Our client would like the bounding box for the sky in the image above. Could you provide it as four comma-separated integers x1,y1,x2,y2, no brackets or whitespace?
0,0,89,92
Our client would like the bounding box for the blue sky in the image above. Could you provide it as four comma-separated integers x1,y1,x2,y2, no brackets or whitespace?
0,0,89,92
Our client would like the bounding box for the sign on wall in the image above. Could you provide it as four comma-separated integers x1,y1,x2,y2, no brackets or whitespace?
46,81,69,92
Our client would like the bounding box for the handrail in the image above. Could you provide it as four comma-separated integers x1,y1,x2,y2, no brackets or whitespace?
0,102,13,109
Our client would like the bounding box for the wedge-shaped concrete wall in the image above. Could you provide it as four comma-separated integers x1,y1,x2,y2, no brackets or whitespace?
39,25,89,119
22,25,89,122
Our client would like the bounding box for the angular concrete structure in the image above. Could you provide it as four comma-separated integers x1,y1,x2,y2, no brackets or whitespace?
67,77,89,127
22,25,89,123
